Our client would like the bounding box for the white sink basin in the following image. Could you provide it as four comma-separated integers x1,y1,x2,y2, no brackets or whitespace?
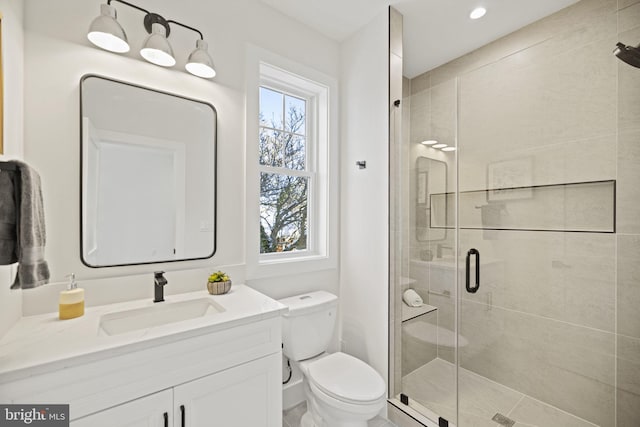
99,298,225,336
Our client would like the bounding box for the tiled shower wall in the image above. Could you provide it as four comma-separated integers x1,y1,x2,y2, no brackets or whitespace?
404,0,640,425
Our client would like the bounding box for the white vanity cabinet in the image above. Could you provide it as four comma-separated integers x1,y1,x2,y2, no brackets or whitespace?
174,353,280,427
71,352,280,427
0,293,284,427
71,389,173,427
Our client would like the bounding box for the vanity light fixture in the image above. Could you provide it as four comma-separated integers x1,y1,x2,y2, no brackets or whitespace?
186,40,217,78
420,140,439,145
470,7,487,20
432,143,448,149
87,4,130,53
139,15,175,67
87,0,216,79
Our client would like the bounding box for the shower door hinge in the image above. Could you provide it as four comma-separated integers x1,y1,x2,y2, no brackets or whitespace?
399,393,409,405
438,417,449,427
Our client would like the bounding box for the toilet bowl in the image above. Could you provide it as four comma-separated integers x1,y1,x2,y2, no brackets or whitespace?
298,352,386,427
279,292,387,427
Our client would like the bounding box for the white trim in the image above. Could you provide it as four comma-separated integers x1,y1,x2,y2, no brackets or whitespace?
245,45,339,279
257,166,312,179
258,82,314,258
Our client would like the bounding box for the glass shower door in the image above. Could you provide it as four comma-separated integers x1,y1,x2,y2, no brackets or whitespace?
392,73,460,426
393,2,635,427
455,30,618,426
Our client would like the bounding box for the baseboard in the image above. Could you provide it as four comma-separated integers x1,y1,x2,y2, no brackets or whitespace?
283,377,304,411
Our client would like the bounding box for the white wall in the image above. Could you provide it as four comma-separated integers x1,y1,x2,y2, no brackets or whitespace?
21,0,340,313
0,0,24,338
339,9,389,383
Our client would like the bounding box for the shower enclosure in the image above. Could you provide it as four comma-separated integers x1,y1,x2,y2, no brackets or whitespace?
389,1,640,426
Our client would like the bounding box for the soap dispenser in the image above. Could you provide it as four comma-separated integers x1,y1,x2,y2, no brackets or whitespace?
59,274,85,320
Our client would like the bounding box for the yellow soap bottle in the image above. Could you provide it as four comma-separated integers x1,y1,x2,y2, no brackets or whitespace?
59,273,85,320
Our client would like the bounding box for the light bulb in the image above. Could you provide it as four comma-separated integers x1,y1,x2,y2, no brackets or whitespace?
470,7,487,20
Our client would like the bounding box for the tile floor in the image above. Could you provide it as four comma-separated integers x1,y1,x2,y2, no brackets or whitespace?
283,402,397,427
401,358,599,427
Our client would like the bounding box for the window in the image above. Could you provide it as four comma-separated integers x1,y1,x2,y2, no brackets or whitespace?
259,86,311,254
246,50,337,278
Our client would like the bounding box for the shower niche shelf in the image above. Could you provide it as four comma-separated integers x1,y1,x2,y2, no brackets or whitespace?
430,180,615,233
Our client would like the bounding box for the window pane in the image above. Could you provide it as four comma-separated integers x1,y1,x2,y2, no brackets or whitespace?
284,135,305,170
260,87,283,129
285,95,306,135
260,173,308,253
259,128,284,167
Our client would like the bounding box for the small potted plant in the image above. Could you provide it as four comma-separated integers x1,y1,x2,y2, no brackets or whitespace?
207,270,232,295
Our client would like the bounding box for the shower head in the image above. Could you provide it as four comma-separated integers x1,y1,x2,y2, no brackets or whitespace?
614,42,640,68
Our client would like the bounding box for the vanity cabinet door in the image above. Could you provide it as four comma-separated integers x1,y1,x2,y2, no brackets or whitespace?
71,389,173,427
173,353,281,427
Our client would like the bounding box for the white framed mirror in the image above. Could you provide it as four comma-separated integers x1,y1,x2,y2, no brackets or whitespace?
80,75,216,267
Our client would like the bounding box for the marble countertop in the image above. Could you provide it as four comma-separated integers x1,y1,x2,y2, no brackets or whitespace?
0,284,287,383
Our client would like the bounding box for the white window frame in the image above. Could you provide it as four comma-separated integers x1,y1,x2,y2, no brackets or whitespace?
258,83,315,260
246,46,338,279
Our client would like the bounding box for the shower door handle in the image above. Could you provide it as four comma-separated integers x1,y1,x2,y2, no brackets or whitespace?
466,248,480,293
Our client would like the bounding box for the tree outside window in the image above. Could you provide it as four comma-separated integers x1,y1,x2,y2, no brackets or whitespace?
259,87,310,254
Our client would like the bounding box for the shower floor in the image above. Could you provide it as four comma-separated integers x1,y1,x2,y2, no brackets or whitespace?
401,358,598,427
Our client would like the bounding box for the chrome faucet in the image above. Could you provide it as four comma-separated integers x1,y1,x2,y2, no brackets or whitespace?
153,271,168,303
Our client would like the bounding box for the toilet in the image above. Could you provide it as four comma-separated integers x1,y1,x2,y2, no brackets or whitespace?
279,291,386,427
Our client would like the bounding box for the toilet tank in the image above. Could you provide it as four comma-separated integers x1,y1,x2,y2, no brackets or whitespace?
278,291,338,361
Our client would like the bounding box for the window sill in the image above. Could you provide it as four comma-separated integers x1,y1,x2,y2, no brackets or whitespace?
247,252,336,280
259,252,327,265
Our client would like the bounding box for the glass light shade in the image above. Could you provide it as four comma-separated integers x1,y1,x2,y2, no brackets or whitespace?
421,140,438,145
441,146,457,152
87,4,130,53
186,39,216,78
432,143,448,148
140,23,176,67
470,7,487,20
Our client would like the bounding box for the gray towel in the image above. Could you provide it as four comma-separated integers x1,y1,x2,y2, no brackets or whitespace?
0,160,50,289
0,166,18,264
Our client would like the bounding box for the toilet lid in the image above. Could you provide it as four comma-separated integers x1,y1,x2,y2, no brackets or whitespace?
307,352,386,404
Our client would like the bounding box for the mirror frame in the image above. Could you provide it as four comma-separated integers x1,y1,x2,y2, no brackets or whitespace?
416,155,448,242
79,74,217,268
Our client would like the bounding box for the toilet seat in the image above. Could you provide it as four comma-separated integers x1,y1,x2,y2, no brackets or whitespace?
309,380,386,418
306,352,386,405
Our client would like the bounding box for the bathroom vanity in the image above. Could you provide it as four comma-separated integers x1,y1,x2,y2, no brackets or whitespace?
0,285,286,426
